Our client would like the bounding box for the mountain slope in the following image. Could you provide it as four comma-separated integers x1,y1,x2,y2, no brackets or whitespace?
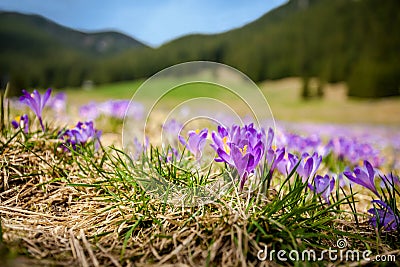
0,11,146,57
129,0,400,97
0,11,148,89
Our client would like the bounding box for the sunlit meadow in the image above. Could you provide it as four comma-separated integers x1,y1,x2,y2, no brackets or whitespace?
1,78,399,266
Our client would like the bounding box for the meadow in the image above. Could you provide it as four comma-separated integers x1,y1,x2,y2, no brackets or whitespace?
1,76,399,266
64,77,400,124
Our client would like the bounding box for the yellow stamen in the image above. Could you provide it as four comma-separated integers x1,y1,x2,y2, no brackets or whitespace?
240,145,248,156
195,129,200,134
14,116,21,123
223,136,230,154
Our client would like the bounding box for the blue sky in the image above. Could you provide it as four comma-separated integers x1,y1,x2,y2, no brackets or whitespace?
0,0,286,47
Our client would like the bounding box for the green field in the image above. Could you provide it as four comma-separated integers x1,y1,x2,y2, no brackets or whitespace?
63,77,400,126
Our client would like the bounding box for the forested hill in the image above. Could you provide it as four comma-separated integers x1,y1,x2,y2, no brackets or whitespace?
0,11,147,90
0,12,146,56
1,0,400,98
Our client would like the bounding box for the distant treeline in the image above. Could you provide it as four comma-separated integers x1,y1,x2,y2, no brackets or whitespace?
1,0,399,98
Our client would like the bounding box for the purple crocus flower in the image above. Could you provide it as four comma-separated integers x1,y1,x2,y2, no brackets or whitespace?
19,88,51,132
283,132,321,154
73,121,101,145
125,100,144,120
101,100,145,120
296,152,322,182
308,174,335,204
162,119,183,147
111,100,129,119
158,146,179,163
327,137,383,167
59,121,101,151
343,160,379,197
179,128,208,160
79,102,100,121
48,92,66,113
266,147,285,174
11,114,29,133
368,200,399,231
277,152,299,175
337,173,348,188
211,124,267,165
266,127,274,149
210,124,266,189
101,100,129,119
163,119,183,136
165,147,178,163
132,136,149,160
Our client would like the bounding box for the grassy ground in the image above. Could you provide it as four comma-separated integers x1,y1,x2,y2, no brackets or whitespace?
1,78,400,266
1,128,399,266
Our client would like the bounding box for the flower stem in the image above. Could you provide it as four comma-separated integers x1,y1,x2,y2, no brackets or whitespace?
39,117,45,132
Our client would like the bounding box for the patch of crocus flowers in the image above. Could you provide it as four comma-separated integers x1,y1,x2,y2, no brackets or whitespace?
177,123,399,232
13,88,101,151
11,88,399,232
79,100,144,121
210,124,267,189
58,121,101,151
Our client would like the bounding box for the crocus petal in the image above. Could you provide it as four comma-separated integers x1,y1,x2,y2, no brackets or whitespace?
41,88,52,109
21,94,40,116
11,120,19,129
217,125,228,137
211,132,224,149
266,127,274,148
179,135,186,146
247,154,255,171
364,160,375,180
216,148,233,165
303,157,313,180
345,165,379,197
343,171,357,182
231,145,249,179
